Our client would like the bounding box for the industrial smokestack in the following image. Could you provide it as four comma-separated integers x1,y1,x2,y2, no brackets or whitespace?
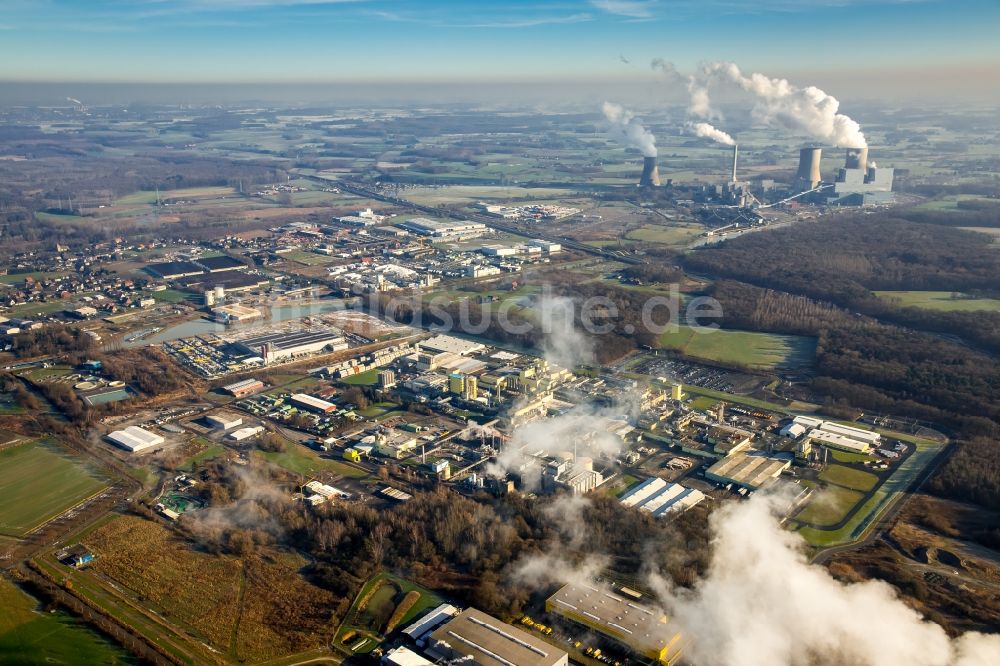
845,146,868,171
797,147,822,189
731,144,739,182
640,156,660,187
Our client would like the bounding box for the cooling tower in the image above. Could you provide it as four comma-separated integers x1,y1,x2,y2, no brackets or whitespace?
640,156,660,187
797,147,822,188
845,147,869,171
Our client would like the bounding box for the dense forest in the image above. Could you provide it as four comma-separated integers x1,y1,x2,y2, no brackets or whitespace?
685,215,1000,353
181,459,713,622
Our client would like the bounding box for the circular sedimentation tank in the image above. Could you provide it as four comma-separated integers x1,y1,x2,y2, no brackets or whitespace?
75,381,97,390
108,380,125,388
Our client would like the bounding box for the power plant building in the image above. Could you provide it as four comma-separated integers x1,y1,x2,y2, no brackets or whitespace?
825,148,894,205
426,607,569,666
545,582,683,665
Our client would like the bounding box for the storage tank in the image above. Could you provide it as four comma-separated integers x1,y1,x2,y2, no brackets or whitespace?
203,290,216,307
213,285,226,303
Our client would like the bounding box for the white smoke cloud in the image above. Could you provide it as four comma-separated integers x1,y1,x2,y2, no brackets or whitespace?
602,100,657,157
645,492,1000,666
511,489,1000,665
536,293,593,370
484,403,629,491
690,61,867,149
688,121,736,146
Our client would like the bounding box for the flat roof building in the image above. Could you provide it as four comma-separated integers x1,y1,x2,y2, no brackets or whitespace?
545,582,682,665
193,255,245,272
234,328,347,364
229,426,264,441
619,477,705,517
213,304,261,323
418,335,486,356
222,378,265,398
705,453,791,490
403,603,460,641
290,393,336,413
384,647,434,666
107,426,164,453
396,217,488,239
427,608,568,666
146,260,203,279
205,413,243,430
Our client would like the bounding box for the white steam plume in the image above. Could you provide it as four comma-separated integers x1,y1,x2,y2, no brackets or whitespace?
602,101,657,157
690,61,867,149
647,492,1000,666
536,293,593,370
688,121,735,146
513,490,1000,666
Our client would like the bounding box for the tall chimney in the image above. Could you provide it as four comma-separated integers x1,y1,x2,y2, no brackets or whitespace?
845,147,868,171
640,156,660,187
797,147,822,189
731,144,739,182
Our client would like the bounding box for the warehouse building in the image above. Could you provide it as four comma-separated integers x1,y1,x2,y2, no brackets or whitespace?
193,255,246,272
418,335,486,356
229,426,264,441
403,603,460,642
783,416,880,454
234,328,347,364
705,453,791,490
384,647,434,666
396,217,488,239
545,582,682,665
222,378,265,398
146,260,203,279
107,426,164,453
212,304,261,323
205,413,243,430
290,393,336,413
427,608,568,666
619,477,705,517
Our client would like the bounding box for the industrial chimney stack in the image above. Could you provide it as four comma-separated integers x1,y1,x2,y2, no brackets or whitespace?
797,147,823,189
731,144,739,182
639,156,660,187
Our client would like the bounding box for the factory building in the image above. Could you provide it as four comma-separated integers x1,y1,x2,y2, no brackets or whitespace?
222,378,265,398
290,393,337,413
302,480,350,505
545,582,682,666
212,304,261,323
229,426,264,441
378,369,397,390
384,647,434,666
234,328,347,364
427,608,569,666
373,428,418,459
782,416,880,454
619,477,705,517
106,426,164,453
403,603,460,642
418,335,486,356
396,217,488,240
705,453,791,490
193,255,246,272
541,454,604,495
205,413,243,430
146,260,204,279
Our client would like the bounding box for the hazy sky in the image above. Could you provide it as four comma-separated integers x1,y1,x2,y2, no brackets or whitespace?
1,0,997,94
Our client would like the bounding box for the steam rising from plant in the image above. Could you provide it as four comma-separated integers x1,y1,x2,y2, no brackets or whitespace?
652,58,868,149
602,101,657,157
536,293,593,370
688,121,735,146
517,492,1000,666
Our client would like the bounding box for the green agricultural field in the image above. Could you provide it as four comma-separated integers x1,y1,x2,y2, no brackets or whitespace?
658,325,816,369
115,186,237,206
0,578,135,665
402,185,575,205
819,464,879,492
873,290,1000,312
0,440,108,537
149,288,189,303
795,485,864,527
